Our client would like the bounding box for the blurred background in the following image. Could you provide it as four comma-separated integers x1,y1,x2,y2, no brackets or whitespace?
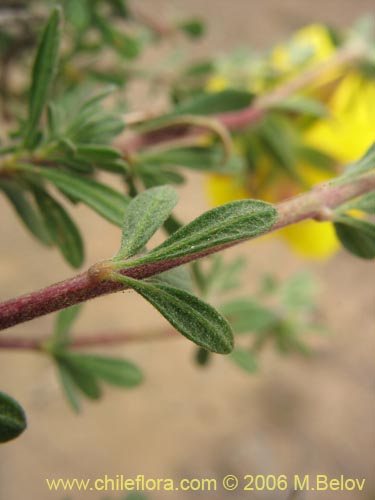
0,0,374,499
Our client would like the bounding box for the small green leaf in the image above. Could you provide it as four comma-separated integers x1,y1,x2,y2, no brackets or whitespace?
230,348,258,373
56,360,81,413
23,7,61,148
93,12,141,59
338,191,375,215
21,165,130,226
143,91,253,131
115,275,234,354
195,347,211,366
75,144,123,162
131,200,277,265
47,85,124,146
0,392,27,443
0,179,51,245
148,266,193,292
139,165,185,188
345,142,375,176
334,214,375,259
139,147,244,174
64,0,91,30
298,146,335,172
273,96,328,117
260,273,279,295
204,256,247,294
116,186,178,259
33,188,84,268
219,299,276,334
280,271,317,311
53,305,83,347
178,18,205,38
173,90,253,116
257,115,299,180
56,355,102,400
63,354,143,388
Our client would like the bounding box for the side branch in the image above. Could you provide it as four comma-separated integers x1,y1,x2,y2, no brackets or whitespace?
0,329,176,351
0,174,374,332
122,42,366,153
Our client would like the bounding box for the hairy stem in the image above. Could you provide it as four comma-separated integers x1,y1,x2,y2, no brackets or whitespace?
0,173,373,332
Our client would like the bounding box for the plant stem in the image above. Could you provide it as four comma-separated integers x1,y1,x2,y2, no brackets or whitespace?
0,329,176,351
0,173,374,331
123,41,366,152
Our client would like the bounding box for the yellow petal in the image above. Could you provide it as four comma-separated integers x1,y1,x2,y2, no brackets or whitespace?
306,74,375,162
206,175,247,206
206,76,229,93
281,220,339,259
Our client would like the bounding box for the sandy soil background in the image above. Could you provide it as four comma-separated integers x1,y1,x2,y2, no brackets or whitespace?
0,1,374,499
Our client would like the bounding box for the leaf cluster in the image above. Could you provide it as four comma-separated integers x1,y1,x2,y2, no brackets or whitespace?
49,306,144,413
194,262,325,373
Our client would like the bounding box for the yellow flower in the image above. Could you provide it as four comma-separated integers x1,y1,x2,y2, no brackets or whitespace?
206,174,247,205
206,164,340,259
205,23,374,259
206,75,230,93
305,73,375,162
272,24,335,73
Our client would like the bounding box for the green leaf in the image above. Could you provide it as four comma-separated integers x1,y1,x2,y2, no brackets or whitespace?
280,271,317,311
338,191,375,215
63,354,143,388
33,188,84,268
132,200,277,265
0,392,27,443
148,265,193,292
64,0,91,30
204,256,247,294
23,7,61,148
22,165,130,226
230,348,258,373
0,179,51,245
80,85,118,111
53,305,83,347
273,96,328,117
56,360,81,413
75,144,123,162
139,147,244,174
298,146,335,172
56,355,102,400
195,347,211,366
172,89,253,116
139,165,185,188
69,145,128,173
93,12,141,59
345,142,375,176
178,18,205,38
46,85,124,146
334,214,375,259
116,186,178,259
143,91,253,131
274,322,308,355
219,299,276,334
115,275,234,354
257,115,299,181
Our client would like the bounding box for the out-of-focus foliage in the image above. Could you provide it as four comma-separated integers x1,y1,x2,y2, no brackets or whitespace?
193,256,326,373
202,22,375,258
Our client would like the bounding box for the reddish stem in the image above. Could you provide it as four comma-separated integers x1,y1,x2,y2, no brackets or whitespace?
0,173,373,333
0,329,176,351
